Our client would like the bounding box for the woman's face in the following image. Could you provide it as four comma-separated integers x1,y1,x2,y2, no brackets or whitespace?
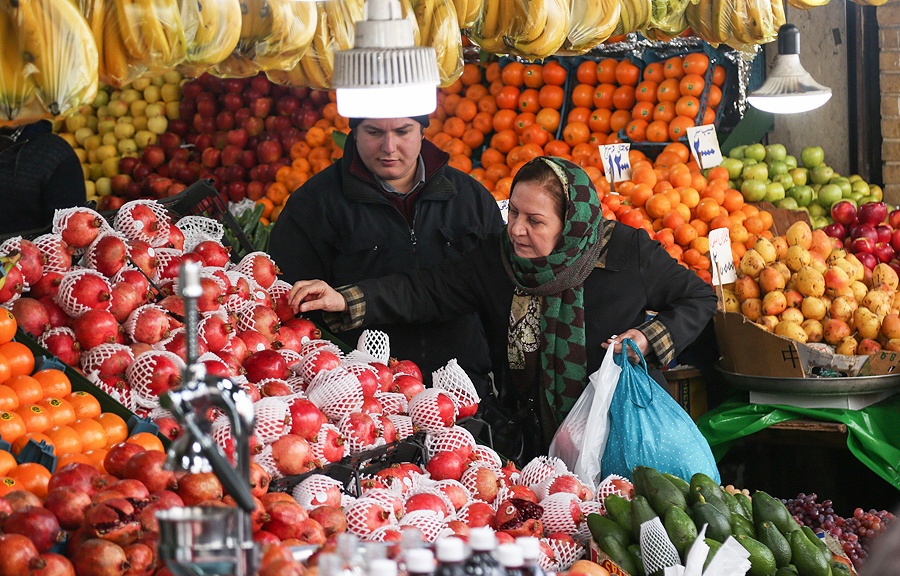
507,181,565,258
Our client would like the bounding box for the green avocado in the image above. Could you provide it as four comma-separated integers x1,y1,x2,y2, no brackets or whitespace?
736,534,778,576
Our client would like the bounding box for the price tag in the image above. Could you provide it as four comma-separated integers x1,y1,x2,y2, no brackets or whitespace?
497,199,509,224
599,143,632,183
686,124,723,169
708,227,736,284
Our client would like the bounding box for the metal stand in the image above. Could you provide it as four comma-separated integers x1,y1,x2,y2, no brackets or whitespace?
155,261,259,576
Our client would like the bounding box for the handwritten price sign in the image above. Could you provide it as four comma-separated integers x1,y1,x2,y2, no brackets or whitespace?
708,227,736,284
599,143,632,183
686,125,723,169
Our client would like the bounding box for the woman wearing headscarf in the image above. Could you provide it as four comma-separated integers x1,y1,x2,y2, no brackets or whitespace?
290,157,717,459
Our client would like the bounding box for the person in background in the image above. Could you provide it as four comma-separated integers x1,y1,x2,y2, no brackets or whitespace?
269,115,504,398
288,156,718,460
0,119,86,234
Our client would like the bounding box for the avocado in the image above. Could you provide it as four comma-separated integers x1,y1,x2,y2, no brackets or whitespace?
664,505,698,557
633,465,649,497
758,521,792,568
753,491,801,536
630,495,659,541
735,491,754,518
692,500,732,543
732,511,757,538
627,544,647,576
790,530,831,576
801,526,834,569
736,534,778,576
703,538,723,571
599,534,638,575
723,489,751,520
689,472,727,506
662,472,691,500
587,512,631,549
605,493,634,534
642,466,688,516
775,566,800,576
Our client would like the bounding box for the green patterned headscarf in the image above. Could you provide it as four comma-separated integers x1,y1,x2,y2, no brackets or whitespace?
501,157,604,423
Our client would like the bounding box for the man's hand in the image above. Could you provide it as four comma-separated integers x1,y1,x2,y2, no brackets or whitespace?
601,328,649,363
288,280,348,314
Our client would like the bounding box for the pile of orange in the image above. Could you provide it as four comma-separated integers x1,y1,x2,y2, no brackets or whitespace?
0,311,156,498
606,142,773,284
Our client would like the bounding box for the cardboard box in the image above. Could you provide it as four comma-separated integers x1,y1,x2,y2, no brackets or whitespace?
588,540,632,576
663,366,708,420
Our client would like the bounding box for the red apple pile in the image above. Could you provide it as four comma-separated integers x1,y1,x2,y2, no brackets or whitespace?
823,200,900,278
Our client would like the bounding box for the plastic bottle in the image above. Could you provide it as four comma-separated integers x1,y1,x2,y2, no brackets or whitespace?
337,532,365,576
434,537,468,576
397,527,425,576
463,527,505,576
496,544,526,576
319,553,341,576
369,558,399,576
406,548,436,576
515,537,547,576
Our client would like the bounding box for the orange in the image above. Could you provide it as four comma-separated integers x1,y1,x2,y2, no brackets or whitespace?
656,78,680,103
535,108,561,133
476,95,497,116
609,110,632,133
523,64,544,89
37,396,76,427
615,59,640,86
589,109,612,133
0,310,15,345
0,343,34,379
492,109,517,132
635,80,658,103
472,111,493,134
490,129,518,154
0,410,26,444
563,122,591,146
16,404,51,433
454,98,477,122
65,391,102,420
668,115,695,141
7,462,52,499
544,139,571,157
674,222,700,247
713,65,726,86
646,120,669,143
654,101,676,123
485,62,501,83
495,86,520,110
126,432,165,453
567,106,591,125
11,432,53,456
460,63,481,86
696,197,721,222
500,61,525,86
571,84,595,108
596,58,618,84
576,60,598,85
683,52,710,76
55,453,92,469
0,449,15,476
538,85,565,109
707,84,722,108
45,425,83,456
611,86,635,110
643,61,665,83
625,120,648,142
0,384,18,411
4,379,43,408
0,477,20,497
663,56,685,79
679,74,705,98
664,142,691,163
675,96,700,118
517,89,540,113
645,193,672,219
70,418,107,452
0,353,9,387
592,84,615,110
541,60,567,86
83,449,108,474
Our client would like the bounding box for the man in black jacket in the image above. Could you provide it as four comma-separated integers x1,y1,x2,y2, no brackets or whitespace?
0,120,86,234
269,116,504,396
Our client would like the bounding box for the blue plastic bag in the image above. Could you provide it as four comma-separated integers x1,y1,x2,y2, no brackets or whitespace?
600,339,720,483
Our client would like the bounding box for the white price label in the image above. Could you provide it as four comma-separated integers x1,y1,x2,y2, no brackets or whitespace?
686,124,723,169
599,143,632,183
708,227,736,284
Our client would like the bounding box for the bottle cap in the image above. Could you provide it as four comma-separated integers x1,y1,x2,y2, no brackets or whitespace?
406,548,435,574
435,537,466,562
468,527,497,552
370,558,398,576
497,544,524,568
515,537,540,560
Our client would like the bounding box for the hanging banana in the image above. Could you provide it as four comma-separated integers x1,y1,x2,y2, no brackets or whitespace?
255,0,315,71
565,0,621,53
470,0,515,53
179,0,242,76
504,0,570,60
614,0,652,36
0,6,42,126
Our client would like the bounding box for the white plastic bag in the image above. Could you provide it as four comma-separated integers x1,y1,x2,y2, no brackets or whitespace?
549,344,621,488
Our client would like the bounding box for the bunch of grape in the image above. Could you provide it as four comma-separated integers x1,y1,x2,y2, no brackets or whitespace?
783,492,895,566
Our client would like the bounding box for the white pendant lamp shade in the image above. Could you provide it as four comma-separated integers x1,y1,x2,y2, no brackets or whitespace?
333,0,440,118
747,23,832,114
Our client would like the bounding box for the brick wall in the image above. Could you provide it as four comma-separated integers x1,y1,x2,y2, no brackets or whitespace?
880,5,900,203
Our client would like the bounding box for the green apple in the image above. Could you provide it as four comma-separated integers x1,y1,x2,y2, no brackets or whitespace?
787,184,813,207
848,174,862,183
785,155,798,169
768,160,789,178
801,146,825,168
810,165,834,185
870,185,883,202
850,192,866,206
851,180,870,196
811,215,829,229
765,143,787,162
776,197,799,210
817,183,843,209
788,167,808,187
743,158,758,167
742,163,769,181
741,179,767,202
728,145,747,159
720,157,745,180
830,177,852,197
764,182,786,203
775,174,795,189
807,200,826,217
744,143,767,162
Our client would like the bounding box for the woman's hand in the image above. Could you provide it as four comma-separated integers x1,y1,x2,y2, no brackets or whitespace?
601,329,649,362
288,280,348,314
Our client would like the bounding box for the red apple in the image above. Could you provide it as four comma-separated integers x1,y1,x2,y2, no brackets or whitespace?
119,156,139,176
851,236,875,255
194,133,213,152
858,201,887,226
243,116,264,137
889,208,900,230
257,140,283,164
196,94,218,118
221,145,242,167
247,181,266,201
111,173,133,194
168,119,188,137
226,128,249,149
830,200,857,227
238,150,257,170
276,96,301,117
223,92,244,112
251,75,271,95
891,229,900,253
216,110,236,131
158,132,181,151
181,80,202,100
141,145,166,170
874,242,894,263
856,251,878,270
227,181,248,202
251,97,273,118
822,222,846,241
224,78,245,93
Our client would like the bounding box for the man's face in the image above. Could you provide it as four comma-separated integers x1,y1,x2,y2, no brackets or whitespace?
355,118,424,193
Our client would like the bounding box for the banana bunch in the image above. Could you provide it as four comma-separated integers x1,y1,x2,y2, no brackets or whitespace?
399,0,421,46
504,0,571,60
286,0,363,90
211,0,316,78
614,0,652,36
1,0,98,121
469,0,516,53
849,0,886,5
0,5,38,126
177,0,242,77
564,0,620,53
0,253,21,293
787,0,829,8
644,0,692,40
79,0,186,87
687,0,782,50
451,0,483,29
411,0,463,87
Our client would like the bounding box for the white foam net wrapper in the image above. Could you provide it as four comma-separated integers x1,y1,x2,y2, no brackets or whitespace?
52,207,114,250
253,397,291,445
291,474,345,510
198,310,230,351
300,339,343,359
147,406,174,420
211,415,260,466
540,492,582,535
425,426,476,459
374,392,408,417
595,474,632,511
32,233,72,273
0,238,29,289
114,200,172,247
385,414,415,440
365,525,402,543
126,350,186,409
123,303,169,344
151,248,185,283
519,456,570,489
361,488,404,518
343,361,378,389
173,268,227,302
86,371,136,412
534,473,582,502
540,538,585,573
278,348,303,370
295,347,343,384
641,517,681,575
223,271,255,312
471,445,503,471
286,375,307,395
80,343,135,376
235,251,277,288
253,444,282,480
432,359,480,410
574,500,604,544
356,329,390,364
234,302,272,334
54,269,113,317
306,367,364,421
80,231,128,276
267,279,291,302
37,326,75,349
398,510,450,543
432,479,469,510
311,423,346,464
408,389,457,434
345,499,396,538
461,465,501,504
338,413,384,454
406,486,456,520
176,216,225,252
